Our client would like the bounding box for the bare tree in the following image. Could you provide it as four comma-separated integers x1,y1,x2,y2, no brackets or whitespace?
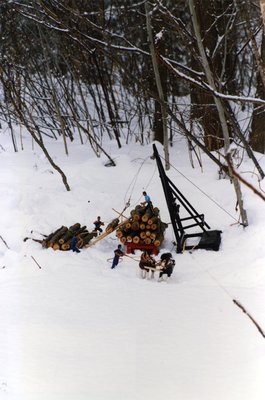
188,0,248,226
145,1,169,170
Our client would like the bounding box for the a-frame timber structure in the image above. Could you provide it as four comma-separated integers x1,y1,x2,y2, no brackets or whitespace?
153,144,221,253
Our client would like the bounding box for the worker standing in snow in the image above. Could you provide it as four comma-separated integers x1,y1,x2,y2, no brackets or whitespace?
70,235,80,253
111,244,125,269
141,191,154,212
93,216,104,234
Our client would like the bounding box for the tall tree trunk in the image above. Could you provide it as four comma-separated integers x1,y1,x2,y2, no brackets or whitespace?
189,0,248,227
190,0,235,152
249,19,265,153
260,0,265,26
190,0,223,151
145,2,170,170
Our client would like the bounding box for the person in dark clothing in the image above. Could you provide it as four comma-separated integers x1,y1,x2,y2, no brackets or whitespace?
141,191,154,213
111,244,124,269
70,235,80,253
93,216,104,234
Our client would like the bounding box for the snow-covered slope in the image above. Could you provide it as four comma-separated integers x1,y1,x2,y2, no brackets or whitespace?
1,130,265,400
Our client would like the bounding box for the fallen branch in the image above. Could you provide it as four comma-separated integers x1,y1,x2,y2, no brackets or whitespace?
0,235,10,249
233,299,265,339
23,237,45,245
31,255,42,269
30,230,47,237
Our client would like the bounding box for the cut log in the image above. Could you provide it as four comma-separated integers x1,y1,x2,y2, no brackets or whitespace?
126,235,133,242
80,232,98,247
53,243,61,251
153,207,160,216
132,235,140,244
59,224,86,244
116,230,124,238
131,221,140,231
125,221,132,230
105,218,120,233
75,225,87,234
148,216,159,225
47,226,68,247
118,223,129,232
44,225,65,245
142,209,153,222
145,230,151,237
120,236,127,244
150,232,157,240
144,237,151,244
135,204,145,213
140,231,146,239
139,223,146,230
61,243,71,251
154,234,164,247
69,223,81,232
151,223,158,230
79,230,92,238
132,213,141,222
130,205,145,220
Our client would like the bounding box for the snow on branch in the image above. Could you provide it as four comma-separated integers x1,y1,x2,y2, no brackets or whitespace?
161,55,265,106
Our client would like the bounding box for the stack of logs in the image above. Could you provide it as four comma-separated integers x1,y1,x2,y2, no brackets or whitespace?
37,218,121,251
116,205,167,247
41,223,95,250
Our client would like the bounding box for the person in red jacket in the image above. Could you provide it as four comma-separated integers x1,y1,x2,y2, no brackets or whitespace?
93,216,104,234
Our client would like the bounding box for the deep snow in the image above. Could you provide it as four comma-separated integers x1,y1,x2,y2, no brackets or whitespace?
1,129,265,400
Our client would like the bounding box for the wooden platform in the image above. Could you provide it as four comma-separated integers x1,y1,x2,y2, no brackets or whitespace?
125,242,159,255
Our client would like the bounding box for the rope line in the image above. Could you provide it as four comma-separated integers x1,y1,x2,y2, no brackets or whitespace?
123,156,157,208
159,154,238,222
191,256,265,338
123,157,149,206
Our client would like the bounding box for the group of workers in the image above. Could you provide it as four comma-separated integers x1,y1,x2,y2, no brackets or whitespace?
111,245,175,282
70,191,175,282
69,216,104,253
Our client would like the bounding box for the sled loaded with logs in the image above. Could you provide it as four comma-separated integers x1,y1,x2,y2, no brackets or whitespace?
115,204,168,254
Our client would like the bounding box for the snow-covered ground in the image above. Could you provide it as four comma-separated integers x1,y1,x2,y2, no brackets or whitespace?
1,129,265,400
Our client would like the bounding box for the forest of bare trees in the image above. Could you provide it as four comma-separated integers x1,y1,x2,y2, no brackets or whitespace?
1,0,265,224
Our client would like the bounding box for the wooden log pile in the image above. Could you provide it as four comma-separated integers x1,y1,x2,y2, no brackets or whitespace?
40,223,97,251
115,205,168,248
30,218,122,251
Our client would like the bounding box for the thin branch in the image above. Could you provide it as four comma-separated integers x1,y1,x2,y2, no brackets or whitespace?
0,235,10,249
233,299,265,339
31,255,42,270
226,154,265,202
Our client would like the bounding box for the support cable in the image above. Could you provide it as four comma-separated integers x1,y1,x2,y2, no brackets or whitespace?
192,256,265,339
159,153,239,223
